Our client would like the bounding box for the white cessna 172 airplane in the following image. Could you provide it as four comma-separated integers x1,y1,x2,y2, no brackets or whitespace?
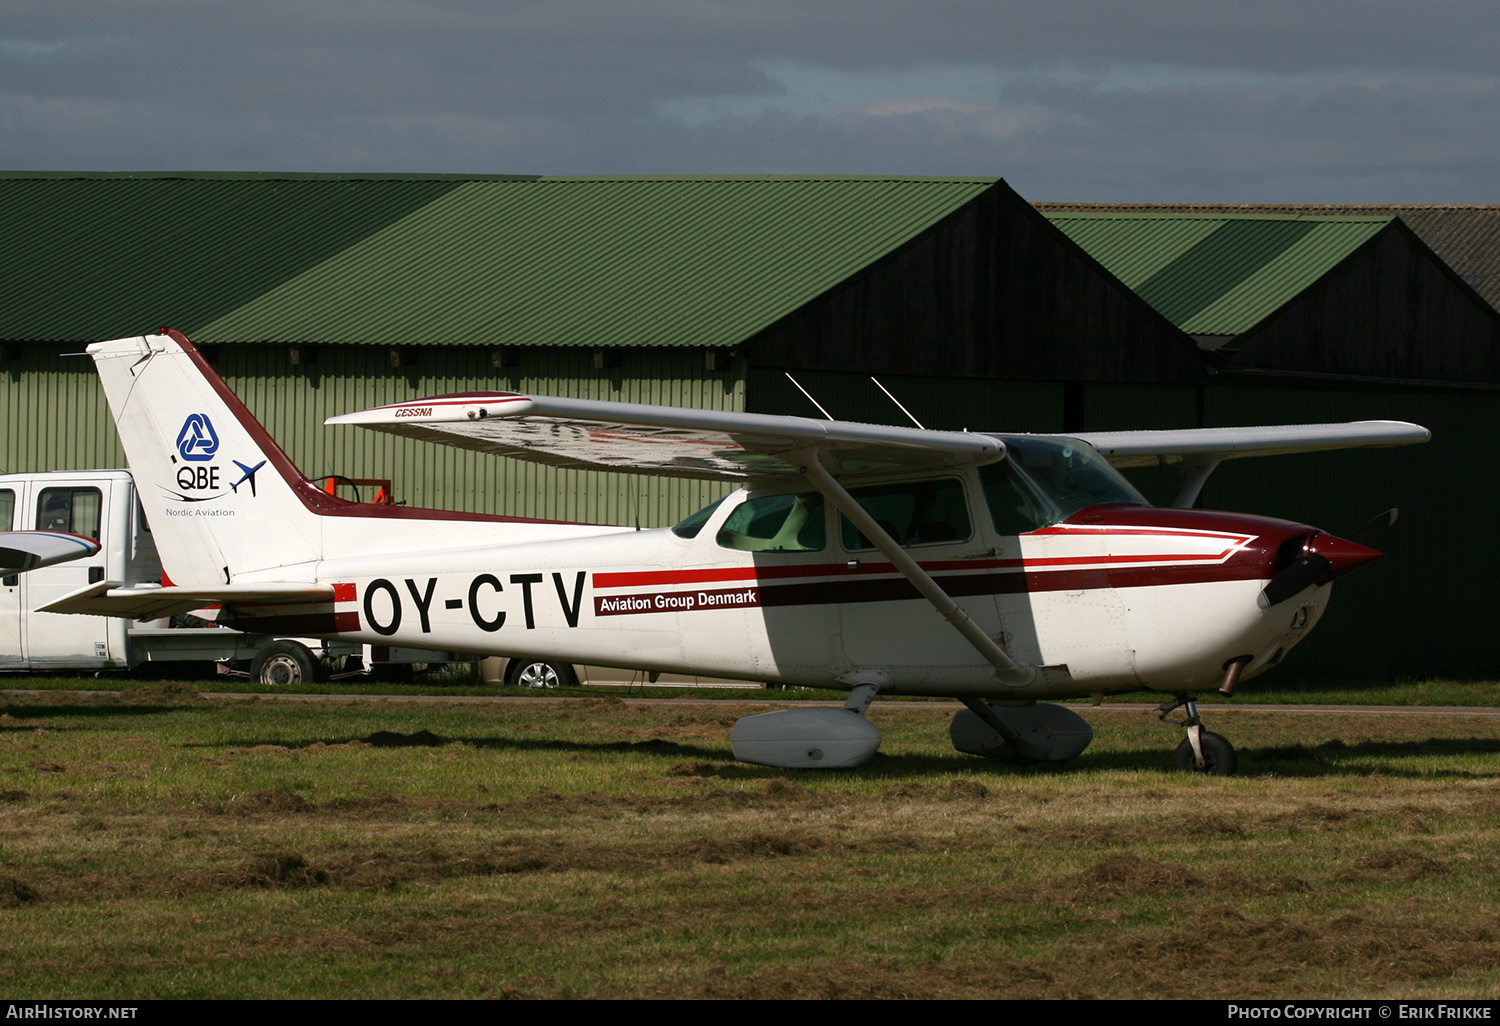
6,331,1430,775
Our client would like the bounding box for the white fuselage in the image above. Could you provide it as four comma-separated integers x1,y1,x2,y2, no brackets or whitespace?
225,473,1328,699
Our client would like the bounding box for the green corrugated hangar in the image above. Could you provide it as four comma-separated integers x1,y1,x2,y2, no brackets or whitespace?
2,173,1498,677
1038,206,1500,679
0,171,1201,522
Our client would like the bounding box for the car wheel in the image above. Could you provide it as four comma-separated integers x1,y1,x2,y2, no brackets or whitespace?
507,659,577,689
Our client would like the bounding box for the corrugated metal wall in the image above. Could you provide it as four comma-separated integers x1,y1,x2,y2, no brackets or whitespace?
1199,383,1490,679
1082,382,1493,678
1,347,126,474
1,344,740,528
747,184,1206,385
748,367,1065,432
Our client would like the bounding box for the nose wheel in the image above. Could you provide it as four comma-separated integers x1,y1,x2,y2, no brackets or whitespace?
1158,695,1238,776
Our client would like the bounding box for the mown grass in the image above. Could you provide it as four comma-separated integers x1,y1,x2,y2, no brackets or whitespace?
4,682,1500,998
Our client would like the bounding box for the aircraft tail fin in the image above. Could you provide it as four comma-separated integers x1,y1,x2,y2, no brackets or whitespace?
87,330,326,588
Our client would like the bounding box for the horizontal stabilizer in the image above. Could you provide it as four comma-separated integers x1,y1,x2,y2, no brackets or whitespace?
38,581,335,620
0,531,100,576
328,392,1004,480
1076,421,1431,468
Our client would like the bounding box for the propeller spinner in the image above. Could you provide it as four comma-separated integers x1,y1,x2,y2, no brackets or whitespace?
1260,527,1386,608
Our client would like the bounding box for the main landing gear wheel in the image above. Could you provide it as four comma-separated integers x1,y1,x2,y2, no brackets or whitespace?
506,658,577,689
1173,731,1237,776
251,640,318,687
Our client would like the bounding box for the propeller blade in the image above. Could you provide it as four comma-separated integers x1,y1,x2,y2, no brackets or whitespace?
1261,552,1332,608
1349,508,1399,548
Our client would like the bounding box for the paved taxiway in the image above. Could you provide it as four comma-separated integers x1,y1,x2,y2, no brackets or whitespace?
10,689,1500,718
196,694,1500,718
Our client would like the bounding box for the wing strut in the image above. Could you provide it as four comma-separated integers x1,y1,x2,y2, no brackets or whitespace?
1171,458,1221,509
796,452,1035,687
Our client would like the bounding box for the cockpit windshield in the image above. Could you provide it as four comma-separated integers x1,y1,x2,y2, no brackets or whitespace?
982,436,1147,533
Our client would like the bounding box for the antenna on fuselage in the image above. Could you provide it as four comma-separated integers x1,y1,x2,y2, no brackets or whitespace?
784,372,833,420
870,376,925,429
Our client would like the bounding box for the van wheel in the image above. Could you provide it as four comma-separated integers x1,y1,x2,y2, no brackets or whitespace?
251,641,318,687
506,659,577,689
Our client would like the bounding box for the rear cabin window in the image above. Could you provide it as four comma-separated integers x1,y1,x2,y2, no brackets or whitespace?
36,487,103,540
671,497,725,539
841,478,971,551
716,493,826,552
0,489,12,532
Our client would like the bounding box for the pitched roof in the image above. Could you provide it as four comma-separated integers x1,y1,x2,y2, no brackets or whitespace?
0,171,995,348
1041,210,1391,339
1040,202,1500,312
0,172,476,343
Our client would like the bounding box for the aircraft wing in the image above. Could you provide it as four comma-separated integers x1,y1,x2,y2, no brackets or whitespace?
327,392,1005,480
1073,421,1432,469
38,581,336,621
0,531,101,576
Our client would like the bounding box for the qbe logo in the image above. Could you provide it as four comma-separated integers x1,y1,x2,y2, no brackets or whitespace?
176,414,219,462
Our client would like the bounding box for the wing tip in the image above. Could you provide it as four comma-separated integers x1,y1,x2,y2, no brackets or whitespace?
327,392,534,426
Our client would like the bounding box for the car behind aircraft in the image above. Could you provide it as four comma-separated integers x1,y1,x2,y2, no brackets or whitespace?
11,331,1430,774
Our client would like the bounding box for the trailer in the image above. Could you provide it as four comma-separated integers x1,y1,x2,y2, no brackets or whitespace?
0,470,448,682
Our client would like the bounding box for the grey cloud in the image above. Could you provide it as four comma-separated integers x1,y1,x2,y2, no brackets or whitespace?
0,1,1495,201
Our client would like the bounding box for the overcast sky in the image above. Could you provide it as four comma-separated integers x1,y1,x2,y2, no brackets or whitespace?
1,1,1495,203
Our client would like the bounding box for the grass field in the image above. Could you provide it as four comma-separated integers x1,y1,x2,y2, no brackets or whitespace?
4,681,1500,999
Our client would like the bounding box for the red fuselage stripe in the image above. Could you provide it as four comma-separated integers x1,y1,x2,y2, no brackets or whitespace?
594,547,1255,589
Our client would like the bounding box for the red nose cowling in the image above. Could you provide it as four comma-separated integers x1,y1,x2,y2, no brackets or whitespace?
1305,532,1383,581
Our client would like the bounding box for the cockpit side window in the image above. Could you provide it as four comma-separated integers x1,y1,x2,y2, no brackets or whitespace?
716,493,826,552
841,478,971,551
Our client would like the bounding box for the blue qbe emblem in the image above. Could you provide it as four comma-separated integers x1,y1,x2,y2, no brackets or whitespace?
176,413,220,462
